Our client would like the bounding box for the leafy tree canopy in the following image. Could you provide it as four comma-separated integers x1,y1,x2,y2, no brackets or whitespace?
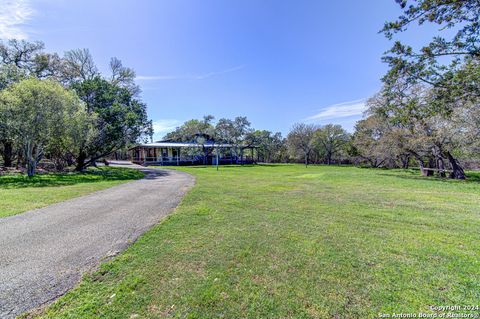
71,77,152,170
382,0,480,105
164,115,215,142
0,78,86,176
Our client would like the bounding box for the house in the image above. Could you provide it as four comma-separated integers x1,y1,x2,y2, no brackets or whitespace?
130,140,256,166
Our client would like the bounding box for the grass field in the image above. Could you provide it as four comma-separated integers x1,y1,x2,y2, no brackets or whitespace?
0,167,144,218
29,165,480,318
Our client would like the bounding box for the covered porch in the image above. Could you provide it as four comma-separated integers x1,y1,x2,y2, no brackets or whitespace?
130,142,256,166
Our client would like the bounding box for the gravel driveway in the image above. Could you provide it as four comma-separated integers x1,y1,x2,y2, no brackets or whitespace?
0,164,194,318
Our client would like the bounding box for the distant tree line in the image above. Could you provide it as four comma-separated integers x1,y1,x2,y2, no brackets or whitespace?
162,115,352,166
164,115,288,164
0,40,152,176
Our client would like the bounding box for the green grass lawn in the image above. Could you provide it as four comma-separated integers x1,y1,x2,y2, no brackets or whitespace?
0,167,144,218
28,165,480,318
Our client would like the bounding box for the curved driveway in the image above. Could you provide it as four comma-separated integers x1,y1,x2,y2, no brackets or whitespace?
0,164,194,318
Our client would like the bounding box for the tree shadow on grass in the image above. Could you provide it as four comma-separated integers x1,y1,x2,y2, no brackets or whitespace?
0,167,144,189
377,170,480,184
141,170,170,179
156,165,256,169
221,164,294,168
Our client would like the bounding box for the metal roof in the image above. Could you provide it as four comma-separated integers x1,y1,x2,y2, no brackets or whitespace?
135,142,234,148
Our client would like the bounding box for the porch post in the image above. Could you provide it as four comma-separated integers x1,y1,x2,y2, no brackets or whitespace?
177,147,180,166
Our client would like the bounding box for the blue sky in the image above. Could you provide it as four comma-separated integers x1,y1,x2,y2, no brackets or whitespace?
0,0,430,139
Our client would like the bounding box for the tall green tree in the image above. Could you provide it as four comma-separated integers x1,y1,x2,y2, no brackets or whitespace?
313,124,350,165
250,130,284,163
0,39,62,167
286,123,318,167
379,1,478,178
71,77,152,170
0,78,87,176
165,115,215,142
382,0,480,106
364,86,468,178
352,114,410,168
215,116,253,163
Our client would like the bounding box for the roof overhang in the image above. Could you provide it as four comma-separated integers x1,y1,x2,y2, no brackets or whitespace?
132,142,234,148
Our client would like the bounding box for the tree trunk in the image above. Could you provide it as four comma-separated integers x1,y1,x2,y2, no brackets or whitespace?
415,155,431,176
66,153,75,166
426,157,435,176
1,140,13,167
404,156,409,169
400,154,410,169
55,159,65,171
24,141,36,177
75,150,87,172
436,156,446,178
27,159,36,177
430,146,445,178
446,151,466,180
304,153,308,167
16,149,23,169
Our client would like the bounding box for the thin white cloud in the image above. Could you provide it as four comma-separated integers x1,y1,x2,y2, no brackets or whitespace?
0,0,35,39
136,65,245,81
305,98,367,121
152,119,182,140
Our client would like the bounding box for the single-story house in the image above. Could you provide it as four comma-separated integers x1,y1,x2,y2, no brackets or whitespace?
130,140,256,166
